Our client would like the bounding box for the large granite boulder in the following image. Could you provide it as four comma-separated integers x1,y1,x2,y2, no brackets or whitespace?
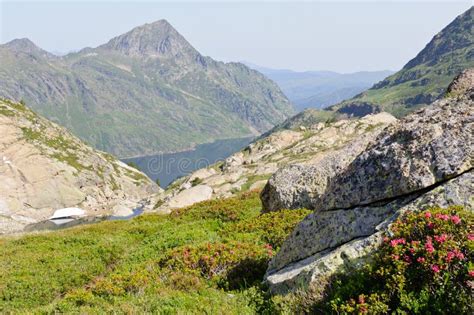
261,113,397,211
264,75,474,294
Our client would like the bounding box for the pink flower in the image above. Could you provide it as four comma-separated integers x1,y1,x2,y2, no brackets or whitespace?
392,254,400,261
425,241,435,253
417,257,426,263
455,251,465,260
435,213,450,221
446,251,455,263
434,234,448,243
409,248,416,254
431,265,440,273
469,271,474,278
390,238,406,247
451,215,461,224
424,212,432,219
468,234,474,241
427,222,434,229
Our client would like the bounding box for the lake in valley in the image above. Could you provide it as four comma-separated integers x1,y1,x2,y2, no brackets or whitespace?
122,137,254,188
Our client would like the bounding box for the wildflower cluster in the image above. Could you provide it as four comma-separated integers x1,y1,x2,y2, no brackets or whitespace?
330,206,473,314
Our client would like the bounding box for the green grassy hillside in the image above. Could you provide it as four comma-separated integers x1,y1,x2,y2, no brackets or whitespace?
0,191,310,313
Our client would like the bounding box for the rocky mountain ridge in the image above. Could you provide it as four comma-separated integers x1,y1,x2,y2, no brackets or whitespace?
0,20,293,158
331,6,473,117
273,7,473,131
0,98,159,234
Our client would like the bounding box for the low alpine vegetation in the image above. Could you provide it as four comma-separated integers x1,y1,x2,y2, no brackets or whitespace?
323,206,473,314
0,191,310,313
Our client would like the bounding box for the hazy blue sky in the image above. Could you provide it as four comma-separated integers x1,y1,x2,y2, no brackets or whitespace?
1,1,471,72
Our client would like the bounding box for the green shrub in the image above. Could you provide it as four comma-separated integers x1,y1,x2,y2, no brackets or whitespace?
327,206,473,314
159,241,274,289
191,177,203,186
226,208,311,249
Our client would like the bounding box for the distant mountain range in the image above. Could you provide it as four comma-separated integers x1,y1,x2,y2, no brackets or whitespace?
244,62,393,111
0,20,293,158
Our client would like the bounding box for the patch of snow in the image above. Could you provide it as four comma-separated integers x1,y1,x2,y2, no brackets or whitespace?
49,207,85,220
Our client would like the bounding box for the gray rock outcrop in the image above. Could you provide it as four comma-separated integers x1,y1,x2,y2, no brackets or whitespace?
264,77,474,294
0,98,160,234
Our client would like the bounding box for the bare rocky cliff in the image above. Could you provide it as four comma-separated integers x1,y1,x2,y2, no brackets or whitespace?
0,99,160,234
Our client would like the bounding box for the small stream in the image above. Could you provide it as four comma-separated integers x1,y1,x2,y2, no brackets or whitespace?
23,206,144,232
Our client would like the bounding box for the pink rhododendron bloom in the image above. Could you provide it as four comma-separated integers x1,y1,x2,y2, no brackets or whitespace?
446,251,455,263
424,212,432,219
435,213,450,221
434,234,448,243
469,270,474,278
390,238,405,247
468,234,474,241
451,215,461,224
425,241,434,253
431,265,440,273
417,257,425,263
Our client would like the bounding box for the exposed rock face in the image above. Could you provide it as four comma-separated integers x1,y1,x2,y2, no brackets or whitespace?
152,112,396,211
447,68,474,96
317,92,473,212
261,113,397,211
0,99,160,234
165,185,213,212
264,84,473,294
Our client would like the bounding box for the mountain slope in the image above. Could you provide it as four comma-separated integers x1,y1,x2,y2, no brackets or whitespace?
330,6,474,117
0,20,294,158
0,98,159,234
245,64,393,111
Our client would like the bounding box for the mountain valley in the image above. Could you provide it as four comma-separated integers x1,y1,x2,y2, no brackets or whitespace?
0,20,293,158
0,5,473,314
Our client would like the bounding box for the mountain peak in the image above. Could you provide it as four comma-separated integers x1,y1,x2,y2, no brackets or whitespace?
1,38,56,59
99,19,199,58
3,38,42,53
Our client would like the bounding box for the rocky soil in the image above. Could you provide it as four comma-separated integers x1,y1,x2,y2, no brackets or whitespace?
0,99,160,234
263,71,473,294
151,112,396,212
